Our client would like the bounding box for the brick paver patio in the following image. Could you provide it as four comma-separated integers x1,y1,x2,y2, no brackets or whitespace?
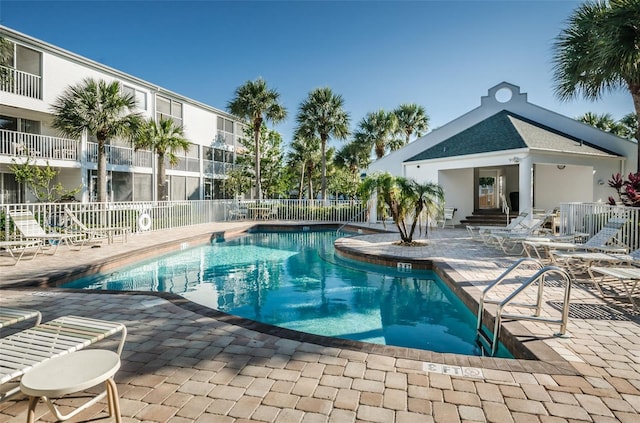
0,222,639,422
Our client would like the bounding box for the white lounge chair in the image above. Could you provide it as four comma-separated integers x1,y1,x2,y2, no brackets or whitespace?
587,266,640,312
0,315,126,401
466,210,530,242
9,210,79,254
0,306,42,329
64,208,130,245
523,217,629,262
551,248,640,279
437,207,457,228
0,240,42,265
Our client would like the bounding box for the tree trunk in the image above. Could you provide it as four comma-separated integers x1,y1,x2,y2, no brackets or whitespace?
254,119,262,201
298,165,305,200
631,85,640,172
321,136,327,201
97,138,107,202
158,153,167,201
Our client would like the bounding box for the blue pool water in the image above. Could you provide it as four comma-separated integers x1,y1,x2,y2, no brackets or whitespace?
63,230,512,357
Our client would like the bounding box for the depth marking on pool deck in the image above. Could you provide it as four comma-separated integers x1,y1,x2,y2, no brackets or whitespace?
423,362,484,379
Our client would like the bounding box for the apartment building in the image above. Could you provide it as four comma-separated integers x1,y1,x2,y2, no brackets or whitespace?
0,25,244,204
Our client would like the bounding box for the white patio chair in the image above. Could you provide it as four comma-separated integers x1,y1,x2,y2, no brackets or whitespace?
523,217,629,262
0,240,42,265
587,266,640,312
0,306,42,329
0,315,126,401
64,208,130,245
466,210,530,241
8,210,79,254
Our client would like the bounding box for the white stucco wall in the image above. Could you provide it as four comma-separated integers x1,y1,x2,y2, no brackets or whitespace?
534,164,593,210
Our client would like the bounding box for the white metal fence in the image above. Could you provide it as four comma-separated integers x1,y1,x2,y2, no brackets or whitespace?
559,202,640,251
1,200,367,241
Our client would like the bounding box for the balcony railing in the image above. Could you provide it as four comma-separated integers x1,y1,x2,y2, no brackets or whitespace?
0,129,79,161
86,142,153,167
0,66,42,99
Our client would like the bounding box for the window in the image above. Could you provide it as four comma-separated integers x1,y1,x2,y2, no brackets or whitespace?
0,173,22,204
121,85,147,110
16,45,41,76
156,95,183,127
0,115,40,133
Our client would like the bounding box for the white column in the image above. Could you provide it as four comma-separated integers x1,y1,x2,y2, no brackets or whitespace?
518,156,533,212
368,193,378,223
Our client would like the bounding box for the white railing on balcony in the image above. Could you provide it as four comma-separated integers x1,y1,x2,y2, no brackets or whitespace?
1,200,367,241
86,142,153,167
0,129,79,161
559,202,640,251
0,66,42,99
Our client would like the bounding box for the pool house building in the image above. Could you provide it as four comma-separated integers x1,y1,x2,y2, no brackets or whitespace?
366,82,637,225
0,25,245,204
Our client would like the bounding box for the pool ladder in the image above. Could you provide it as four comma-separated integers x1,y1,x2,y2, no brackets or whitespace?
476,257,573,357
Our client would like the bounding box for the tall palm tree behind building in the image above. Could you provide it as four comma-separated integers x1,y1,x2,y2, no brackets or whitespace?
135,117,190,201
295,87,350,201
227,78,287,200
393,103,430,146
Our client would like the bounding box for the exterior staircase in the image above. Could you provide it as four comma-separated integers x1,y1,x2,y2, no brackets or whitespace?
459,208,519,227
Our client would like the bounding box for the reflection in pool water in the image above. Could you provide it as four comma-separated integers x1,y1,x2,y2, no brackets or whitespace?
63,230,512,357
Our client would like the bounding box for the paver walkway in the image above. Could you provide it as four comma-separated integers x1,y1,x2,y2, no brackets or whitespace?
0,222,639,422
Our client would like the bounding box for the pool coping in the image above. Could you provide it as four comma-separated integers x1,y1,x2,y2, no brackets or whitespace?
20,222,577,376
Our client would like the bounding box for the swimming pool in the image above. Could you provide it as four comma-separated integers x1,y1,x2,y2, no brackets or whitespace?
63,230,512,357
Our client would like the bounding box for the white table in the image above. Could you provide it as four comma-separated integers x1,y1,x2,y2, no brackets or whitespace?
20,349,122,423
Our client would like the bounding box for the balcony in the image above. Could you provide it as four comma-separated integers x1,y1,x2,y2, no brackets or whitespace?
0,129,79,160
86,142,153,167
0,66,42,99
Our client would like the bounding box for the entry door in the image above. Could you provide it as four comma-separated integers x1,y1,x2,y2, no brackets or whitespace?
478,173,497,209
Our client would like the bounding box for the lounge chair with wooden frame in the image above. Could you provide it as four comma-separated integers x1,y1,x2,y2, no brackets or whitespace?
64,208,130,245
0,315,126,401
523,217,629,263
9,210,79,254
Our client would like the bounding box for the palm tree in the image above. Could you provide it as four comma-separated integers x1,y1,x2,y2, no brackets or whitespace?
577,111,625,133
335,140,371,175
295,87,350,201
393,103,430,146
135,117,190,201
51,78,143,202
288,136,321,199
355,110,399,159
552,0,640,170
227,78,287,200
360,172,443,244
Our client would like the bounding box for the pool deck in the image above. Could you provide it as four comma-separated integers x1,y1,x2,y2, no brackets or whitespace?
1,221,639,422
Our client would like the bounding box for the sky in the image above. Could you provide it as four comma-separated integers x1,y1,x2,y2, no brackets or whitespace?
0,0,635,151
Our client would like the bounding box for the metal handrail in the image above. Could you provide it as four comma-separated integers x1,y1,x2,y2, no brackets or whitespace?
336,207,369,234
476,258,573,356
